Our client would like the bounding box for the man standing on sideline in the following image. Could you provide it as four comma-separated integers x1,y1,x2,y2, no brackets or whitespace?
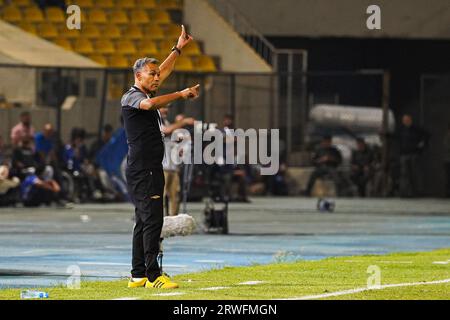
397,114,429,197
122,25,200,289
160,108,195,216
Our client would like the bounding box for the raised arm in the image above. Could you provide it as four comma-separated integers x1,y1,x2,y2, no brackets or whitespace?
159,25,193,84
139,84,200,111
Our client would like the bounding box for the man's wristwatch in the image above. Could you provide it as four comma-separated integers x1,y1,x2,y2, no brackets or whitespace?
171,46,181,55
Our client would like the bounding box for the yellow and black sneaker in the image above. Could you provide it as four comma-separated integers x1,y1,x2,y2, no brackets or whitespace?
127,277,148,288
145,274,179,289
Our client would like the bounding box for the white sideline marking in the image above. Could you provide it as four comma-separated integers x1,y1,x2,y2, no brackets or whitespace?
344,260,413,264
278,278,450,300
152,292,186,297
238,281,266,285
162,264,189,268
78,262,129,266
433,260,450,265
199,286,230,291
195,260,225,264
113,297,140,300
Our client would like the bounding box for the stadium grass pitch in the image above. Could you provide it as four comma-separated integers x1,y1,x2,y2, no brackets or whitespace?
0,248,449,300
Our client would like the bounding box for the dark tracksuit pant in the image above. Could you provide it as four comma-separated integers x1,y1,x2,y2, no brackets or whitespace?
126,166,165,282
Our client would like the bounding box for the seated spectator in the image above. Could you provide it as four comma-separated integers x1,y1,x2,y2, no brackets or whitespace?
89,124,114,163
266,162,289,196
304,135,342,196
35,123,57,165
10,111,35,147
351,138,374,197
20,165,62,207
11,137,38,179
63,128,88,173
63,128,100,202
0,165,20,207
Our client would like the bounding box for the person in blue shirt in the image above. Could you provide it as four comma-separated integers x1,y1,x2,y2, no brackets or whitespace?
21,165,61,207
62,128,88,172
34,123,56,165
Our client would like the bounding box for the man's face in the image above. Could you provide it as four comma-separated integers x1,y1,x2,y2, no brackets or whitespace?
322,139,332,148
21,114,31,126
402,115,413,127
136,63,161,93
103,131,113,141
43,125,53,138
223,117,233,128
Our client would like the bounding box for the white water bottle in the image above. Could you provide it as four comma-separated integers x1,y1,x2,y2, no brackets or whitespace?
20,290,49,299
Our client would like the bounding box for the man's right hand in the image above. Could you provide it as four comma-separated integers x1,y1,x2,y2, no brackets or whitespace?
180,84,200,100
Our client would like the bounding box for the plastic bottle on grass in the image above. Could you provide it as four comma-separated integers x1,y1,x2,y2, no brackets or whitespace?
20,290,49,299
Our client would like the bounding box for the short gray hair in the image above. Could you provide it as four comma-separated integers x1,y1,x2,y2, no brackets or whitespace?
133,57,159,74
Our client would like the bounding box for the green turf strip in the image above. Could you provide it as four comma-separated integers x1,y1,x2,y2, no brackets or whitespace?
1,248,449,300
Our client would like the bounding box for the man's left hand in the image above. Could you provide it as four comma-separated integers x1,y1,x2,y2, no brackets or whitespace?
176,25,193,50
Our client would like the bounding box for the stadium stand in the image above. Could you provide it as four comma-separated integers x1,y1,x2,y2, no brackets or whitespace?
0,0,218,71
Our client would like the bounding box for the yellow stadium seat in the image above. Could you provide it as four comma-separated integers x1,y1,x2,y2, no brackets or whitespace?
2,6,23,23
17,22,38,35
196,55,217,72
54,38,73,51
45,7,65,23
108,55,129,68
59,27,81,39
142,24,164,40
38,23,59,39
82,24,101,39
73,38,94,54
67,0,94,9
102,24,122,39
24,7,45,23
94,39,115,54
116,0,136,9
130,9,150,24
123,24,143,40
116,40,137,55
136,40,159,56
96,0,114,9
135,0,156,9
87,9,107,24
151,10,171,24
159,0,181,10
110,10,129,25
87,54,108,66
183,41,202,56
174,56,194,72
14,0,32,8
